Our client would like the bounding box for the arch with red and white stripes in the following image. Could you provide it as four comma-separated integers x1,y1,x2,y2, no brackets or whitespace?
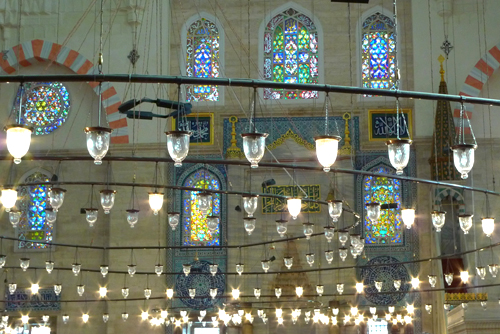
454,41,500,134
0,39,129,144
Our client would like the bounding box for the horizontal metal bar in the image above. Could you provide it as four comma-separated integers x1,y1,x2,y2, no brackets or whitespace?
0,74,499,107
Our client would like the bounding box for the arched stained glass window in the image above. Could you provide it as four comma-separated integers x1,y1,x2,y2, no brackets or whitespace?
263,8,318,100
17,172,53,249
182,170,221,246
12,82,70,135
361,12,396,90
364,167,402,244
186,18,220,102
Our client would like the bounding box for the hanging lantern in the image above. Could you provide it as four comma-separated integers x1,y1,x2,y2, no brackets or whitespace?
250,287,260,300
324,226,335,243
242,195,258,217
431,211,446,232
451,144,476,179
481,301,487,310
209,264,218,276
48,188,66,212
444,273,453,286
276,219,288,237
241,133,268,168
103,313,110,323
166,288,174,299
236,263,244,275
121,313,129,321
386,139,412,175
144,288,152,299
99,287,108,298
355,282,364,294
476,266,486,280
411,277,420,289
287,198,302,220
232,288,240,300
366,202,381,223
425,304,432,314
206,216,219,232
121,287,129,299
460,270,469,283
458,214,473,234
84,127,112,165
296,286,304,298
316,284,324,296
388,306,395,314
393,279,402,291
85,208,99,227
284,256,293,270
100,190,116,214
168,212,180,230
9,210,21,227
45,260,54,274
461,302,468,310
339,247,348,262
261,260,270,273
62,314,70,324
481,217,494,237
401,208,415,229
5,124,32,164
306,253,315,267
428,275,437,288
243,217,256,235
375,281,383,292
327,200,343,222
54,284,62,296
303,222,314,239
72,263,81,276
197,192,212,216
45,208,57,226
8,283,17,295
314,136,341,172
210,288,218,299
148,192,164,215
77,284,85,297
188,288,196,299
350,245,360,259
100,265,109,277
443,303,451,311
1,189,17,212
336,283,344,295
0,255,6,267
155,264,163,276
183,264,191,276
325,250,334,264
20,258,30,271
338,230,349,247
275,287,282,299
30,283,39,294
166,131,191,167
488,264,498,278
350,234,362,248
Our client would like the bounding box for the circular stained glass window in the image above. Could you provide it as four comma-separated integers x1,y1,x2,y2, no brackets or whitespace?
12,82,70,135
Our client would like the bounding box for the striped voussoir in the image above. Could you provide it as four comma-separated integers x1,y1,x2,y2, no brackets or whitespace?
0,39,129,144
453,43,500,135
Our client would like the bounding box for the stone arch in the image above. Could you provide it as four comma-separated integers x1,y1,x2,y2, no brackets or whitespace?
0,39,128,144
434,187,465,214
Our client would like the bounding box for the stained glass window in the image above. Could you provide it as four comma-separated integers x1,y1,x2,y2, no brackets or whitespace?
17,172,53,249
361,12,396,90
12,82,70,135
364,167,402,244
263,8,318,100
182,170,221,246
186,18,220,102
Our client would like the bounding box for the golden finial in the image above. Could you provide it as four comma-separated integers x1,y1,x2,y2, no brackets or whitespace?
438,54,445,81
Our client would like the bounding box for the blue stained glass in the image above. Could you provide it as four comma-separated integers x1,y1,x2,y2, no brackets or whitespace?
194,40,212,78
284,18,297,33
299,52,309,63
273,52,284,63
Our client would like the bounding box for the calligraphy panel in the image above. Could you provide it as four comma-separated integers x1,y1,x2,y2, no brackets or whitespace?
173,113,214,145
368,109,412,141
261,185,321,214
6,288,61,311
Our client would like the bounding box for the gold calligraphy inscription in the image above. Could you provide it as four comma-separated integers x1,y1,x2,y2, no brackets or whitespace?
261,185,321,214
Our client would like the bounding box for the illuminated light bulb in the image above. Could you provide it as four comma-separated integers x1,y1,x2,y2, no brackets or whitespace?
77,285,85,297
461,302,468,311
428,275,437,288
45,208,57,225
42,315,49,323
209,264,218,276
100,265,109,277
460,270,469,283
188,288,196,299
339,247,348,262
354,318,361,326
254,288,261,299
261,260,270,273
482,217,494,237
31,283,39,294
141,311,149,321
82,313,89,323
161,310,168,319
5,124,32,164
324,226,335,243
197,192,212,216
355,283,364,294
168,212,180,230
8,283,16,295
370,307,377,315
315,135,341,172
8,210,21,227
102,313,109,323
287,198,302,220
236,263,244,275
489,264,498,278
45,260,54,274
284,256,293,270
385,313,392,321
1,189,17,212
155,264,163,276
276,219,288,238
338,230,349,246
62,314,69,324
401,208,415,229
431,211,446,232
122,312,129,321
20,258,30,271
407,304,415,314
306,253,315,267
144,288,152,299
166,131,191,167
425,304,432,314
72,263,81,276
231,288,240,300
99,287,107,298
84,126,112,165
337,283,344,295
451,144,476,179
100,189,116,214
296,286,304,297
277,317,284,325
411,277,420,289
458,214,473,234
325,250,334,264
388,306,395,314
444,303,451,311
54,284,62,296
375,281,383,292
242,195,258,218
350,307,358,316
476,266,487,280
241,132,268,168
126,209,139,228
366,202,381,223
183,264,191,276
328,200,343,222
275,287,282,299
180,310,187,318
316,284,324,296
276,308,283,318
166,288,174,299
444,272,453,286
396,314,402,323
386,139,412,175
404,315,412,324
344,315,351,324
174,319,181,327
331,316,338,325
243,217,256,235
21,315,29,324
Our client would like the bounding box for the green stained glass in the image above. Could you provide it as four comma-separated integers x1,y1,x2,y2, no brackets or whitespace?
273,65,284,82
273,27,284,52
298,25,309,51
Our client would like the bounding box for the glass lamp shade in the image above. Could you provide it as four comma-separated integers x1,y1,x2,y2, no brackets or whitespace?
84,127,112,165
336,283,344,295
0,254,6,268
197,192,212,216
103,313,109,323
393,279,402,291
461,302,468,310
20,258,30,271
183,264,191,276
241,132,268,168
284,256,293,270
232,288,240,300
121,313,129,321
42,315,49,323
375,281,383,292
355,282,364,294
482,218,494,237
451,144,477,179
62,315,70,324
276,219,288,237
121,287,129,298
236,263,244,275
350,245,359,259
303,222,314,239
425,304,432,314
188,288,196,299
306,253,315,267
128,264,137,277
85,208,98,227
77,284,85,296
481,301,487,310
444,273,453,286
388,306,395,314
261,260,270,273
316,284,324,296
339,247,348,262
242,195,258,217
338,230,349,246
287,198,302,220
366,202,381,223
168,212,180,230
210,288,218,299
411,277,420,289
244,217,256,235
9,210,21,227
476,266,487,280
401,208,415,229
460,270,470,283
99,287,108,298
206,216,220,232
488,264,498,278
8,283,17,295
350,234,362,248
155,264,163,276
209,264,218,276
2,189,18,212
294,286,303,298
314,135,341,172
54,284,62,296
100,265,109,277
324,226,335,243
45,260,54,274
100,190,116,214
48,188,66,212
5,124,32,164
386,139,412,175
144,288,152,299
275,287,282,299
166,131,191,167
431,211,446,232
328,200,343,222
458,214,473,234
325,250,334,264
82,314,89,323
428,275,437,288
149,192,164,215
166,288,174,299
72,263,81,276
45,208,57,225
370,307,377,316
